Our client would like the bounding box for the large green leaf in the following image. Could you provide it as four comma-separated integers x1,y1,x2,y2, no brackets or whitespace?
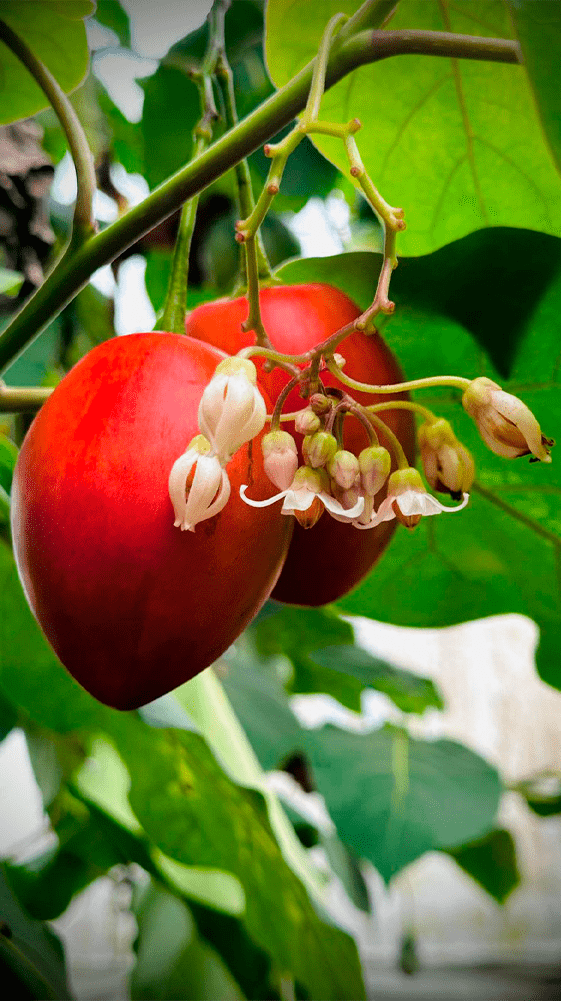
510,0,561,176
0,1,92,126
306,724,501,883
277,236,561,690
266,0,561,254
107,713,365,1001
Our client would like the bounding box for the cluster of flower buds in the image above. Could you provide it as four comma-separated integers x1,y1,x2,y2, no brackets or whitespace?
241,412,470,530
169,358,266,531
169,358,553,537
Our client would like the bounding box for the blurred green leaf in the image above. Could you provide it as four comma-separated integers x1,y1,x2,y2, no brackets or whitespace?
0,269,24,297
254,604,353,659
25,732,62,807
306,724,501,883
513,770,561,817
308,646,443,715
0,868,71,999
0,688,17,741
510,0,561,176
320,832,370,913
447,828,520,903
93,0,131,48
140,65,201,190
0,434,17,494
131,881,245,1001
221,648,305,771
0,543,113,733
0,2,91,126
107,713,365,1000
266,0,561,254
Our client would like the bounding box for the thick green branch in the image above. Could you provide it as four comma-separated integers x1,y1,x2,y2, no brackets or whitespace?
0,28,521,373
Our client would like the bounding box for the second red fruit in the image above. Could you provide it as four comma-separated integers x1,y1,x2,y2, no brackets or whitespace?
186,283,416,606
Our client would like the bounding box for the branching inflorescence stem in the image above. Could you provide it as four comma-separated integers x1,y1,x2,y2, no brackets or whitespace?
0,27,521,373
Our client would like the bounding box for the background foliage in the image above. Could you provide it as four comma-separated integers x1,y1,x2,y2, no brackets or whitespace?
1,1,560,998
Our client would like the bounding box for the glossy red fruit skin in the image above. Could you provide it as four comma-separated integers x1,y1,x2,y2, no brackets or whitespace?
10,334,292,709
186,284,416,606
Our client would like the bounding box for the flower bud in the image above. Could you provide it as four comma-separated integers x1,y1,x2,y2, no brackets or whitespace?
328,449,360,490
309,393,332,416
302,431,338,468
198,357,266,465
169,435,230,532
331,479,361,510
358,446,391,496
261,430,298,490
294,407,321,435
419,419,475,499
462,377,553,463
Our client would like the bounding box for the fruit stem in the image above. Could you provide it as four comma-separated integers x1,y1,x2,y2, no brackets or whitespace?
0,381,53,412
0,19,96,241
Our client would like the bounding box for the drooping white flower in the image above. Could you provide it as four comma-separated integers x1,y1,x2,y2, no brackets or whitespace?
169,435,231,532
354,466,469,530
240,466,364,529
198,357,266,465
462,377,553,463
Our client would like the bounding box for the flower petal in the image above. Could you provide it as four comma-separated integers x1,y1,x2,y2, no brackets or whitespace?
321,492,365,521
239,484,287,507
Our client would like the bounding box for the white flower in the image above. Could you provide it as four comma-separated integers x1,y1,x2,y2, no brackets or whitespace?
169,436,231,532
240,466,364,530
198,357,267,465
354,467,469,530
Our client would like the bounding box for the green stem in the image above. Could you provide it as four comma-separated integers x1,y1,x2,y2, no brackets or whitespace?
161,138,206,334
302,12,348,125
215,44,271,280
366,409,409,468
0,382,53,412
326,358,471,395
368,399,438,422
0,19,96,238
339,0,400,39
0,29,521,373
